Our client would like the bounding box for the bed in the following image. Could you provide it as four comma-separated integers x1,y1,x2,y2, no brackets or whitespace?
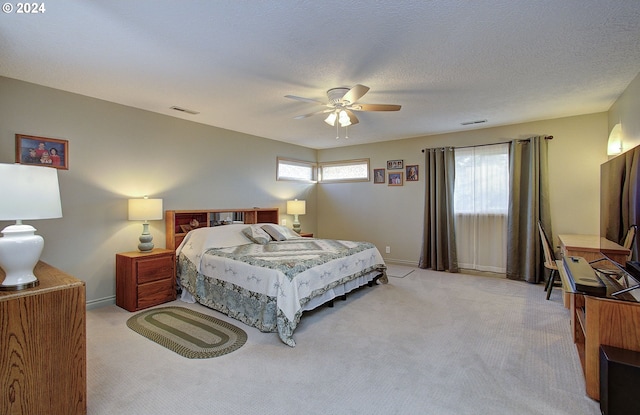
174,221,387,346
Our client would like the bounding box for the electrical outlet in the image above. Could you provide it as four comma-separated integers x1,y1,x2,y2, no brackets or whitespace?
281,219,287,226
385,246,391,254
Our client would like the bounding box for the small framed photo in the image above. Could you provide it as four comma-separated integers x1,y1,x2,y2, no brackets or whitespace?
388,172,403,186
387,159,404,170
373,168,386,184
406,165,419,181
16,134,69,170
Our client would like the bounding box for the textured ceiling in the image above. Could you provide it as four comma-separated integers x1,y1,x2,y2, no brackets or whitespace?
1,1,639,149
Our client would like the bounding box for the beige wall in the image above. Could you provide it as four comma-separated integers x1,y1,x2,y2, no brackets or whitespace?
0,77,317,307
317,113,608,265
2,71,638,304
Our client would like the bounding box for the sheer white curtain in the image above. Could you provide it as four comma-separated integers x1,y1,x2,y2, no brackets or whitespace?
454,143,509,273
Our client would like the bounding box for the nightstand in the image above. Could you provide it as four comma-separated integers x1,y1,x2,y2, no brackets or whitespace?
299,232,314,238
116,248,176,311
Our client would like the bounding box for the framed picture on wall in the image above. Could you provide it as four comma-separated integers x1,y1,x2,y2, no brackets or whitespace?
16,134,69,170
387,159,403,170
406,165,419,181
373,168,385,183
388,172,403,186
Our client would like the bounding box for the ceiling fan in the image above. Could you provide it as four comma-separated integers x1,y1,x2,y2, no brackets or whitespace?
285,84,401,129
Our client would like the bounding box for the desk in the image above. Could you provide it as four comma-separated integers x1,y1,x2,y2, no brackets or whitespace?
558,234,629,265
557,234,629,308
558,259,640,401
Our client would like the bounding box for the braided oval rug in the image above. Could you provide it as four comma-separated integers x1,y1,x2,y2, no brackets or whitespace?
126,306,247,358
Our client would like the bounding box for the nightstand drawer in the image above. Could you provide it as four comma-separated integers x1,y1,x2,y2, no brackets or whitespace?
137,278,175,310
137,255,174,284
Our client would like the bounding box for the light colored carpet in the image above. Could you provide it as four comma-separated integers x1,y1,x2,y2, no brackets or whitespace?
87,268,600,415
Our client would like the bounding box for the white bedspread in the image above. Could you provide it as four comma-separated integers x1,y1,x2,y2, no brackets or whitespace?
177,225,386,346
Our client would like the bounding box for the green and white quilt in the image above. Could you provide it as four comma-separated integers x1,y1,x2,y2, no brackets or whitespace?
178,232,386,346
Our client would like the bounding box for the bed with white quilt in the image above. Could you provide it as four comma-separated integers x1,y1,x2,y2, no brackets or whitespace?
176,223,387,346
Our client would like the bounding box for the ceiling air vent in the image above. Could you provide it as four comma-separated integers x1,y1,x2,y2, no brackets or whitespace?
461,119,487,126
170,106,200,115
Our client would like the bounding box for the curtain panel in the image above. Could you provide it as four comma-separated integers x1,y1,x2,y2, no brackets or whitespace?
455,213,508,272
623,149,640,260
419,147,458,272
506,136,551,283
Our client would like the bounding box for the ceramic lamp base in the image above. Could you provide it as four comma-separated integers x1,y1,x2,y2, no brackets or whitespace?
138,222,154,252
0,223,43,291
292,214,301,234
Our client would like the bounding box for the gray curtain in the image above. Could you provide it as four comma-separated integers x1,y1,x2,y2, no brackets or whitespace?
506,136,550,283
623,148,640,260
419,147,458,272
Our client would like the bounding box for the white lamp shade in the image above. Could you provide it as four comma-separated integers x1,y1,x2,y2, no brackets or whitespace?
338,110,352,127
287,199,306,215
128,198,163,221
0,163,62,290
0,163,62,220
324,112,337,126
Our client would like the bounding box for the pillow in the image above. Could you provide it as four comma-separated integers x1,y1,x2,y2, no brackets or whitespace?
176,224,252,264
242,225,271,245
261,223,301,241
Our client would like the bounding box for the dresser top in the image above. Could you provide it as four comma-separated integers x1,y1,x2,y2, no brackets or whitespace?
0,261,84,301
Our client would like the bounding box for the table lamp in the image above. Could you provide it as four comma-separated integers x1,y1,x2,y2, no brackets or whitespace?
287,199,306,233
128,196,163,252
0,163,62,290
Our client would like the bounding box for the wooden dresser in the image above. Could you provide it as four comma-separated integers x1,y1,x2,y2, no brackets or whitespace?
0,261,86,415
558,234,629,266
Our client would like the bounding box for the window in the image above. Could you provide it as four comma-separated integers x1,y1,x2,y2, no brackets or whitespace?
454,143,509,273
454,145,509,214
318,158,370,183
277,157,316,182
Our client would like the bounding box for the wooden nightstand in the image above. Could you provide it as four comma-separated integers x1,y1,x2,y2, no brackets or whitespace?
116,248,176,311
299,233,314,238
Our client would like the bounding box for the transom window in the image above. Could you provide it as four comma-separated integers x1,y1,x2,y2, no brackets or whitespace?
318,159,370,183
276,157,316,182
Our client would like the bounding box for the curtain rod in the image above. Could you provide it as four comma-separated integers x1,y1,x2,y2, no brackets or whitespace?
421,135,553,153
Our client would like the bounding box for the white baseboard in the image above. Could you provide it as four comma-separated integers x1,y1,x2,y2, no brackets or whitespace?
384,258,419,267
86,295,115,310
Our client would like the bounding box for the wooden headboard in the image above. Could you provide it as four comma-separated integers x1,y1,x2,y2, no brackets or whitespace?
165,208,279,250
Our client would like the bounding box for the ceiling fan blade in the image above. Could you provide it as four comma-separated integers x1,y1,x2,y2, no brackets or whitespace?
284,95,327,105
352,103,401,112
341,84,370,105
293,109,333,119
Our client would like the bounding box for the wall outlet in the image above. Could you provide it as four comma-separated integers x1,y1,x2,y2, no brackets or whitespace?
385,246,391,254
281,219,287,226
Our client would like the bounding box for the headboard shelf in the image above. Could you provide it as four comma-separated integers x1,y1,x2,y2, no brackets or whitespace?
165,208,279,250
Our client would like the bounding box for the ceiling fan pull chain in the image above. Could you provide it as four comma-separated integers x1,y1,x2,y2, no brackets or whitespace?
336,122,339,139
345,125,349,139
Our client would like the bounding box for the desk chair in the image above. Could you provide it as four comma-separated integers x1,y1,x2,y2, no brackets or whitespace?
538,221,559,300
622,224,637,261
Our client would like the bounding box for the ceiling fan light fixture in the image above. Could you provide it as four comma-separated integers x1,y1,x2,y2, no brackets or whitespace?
287,84,400,133
324,112,337,126
338,110,351,127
